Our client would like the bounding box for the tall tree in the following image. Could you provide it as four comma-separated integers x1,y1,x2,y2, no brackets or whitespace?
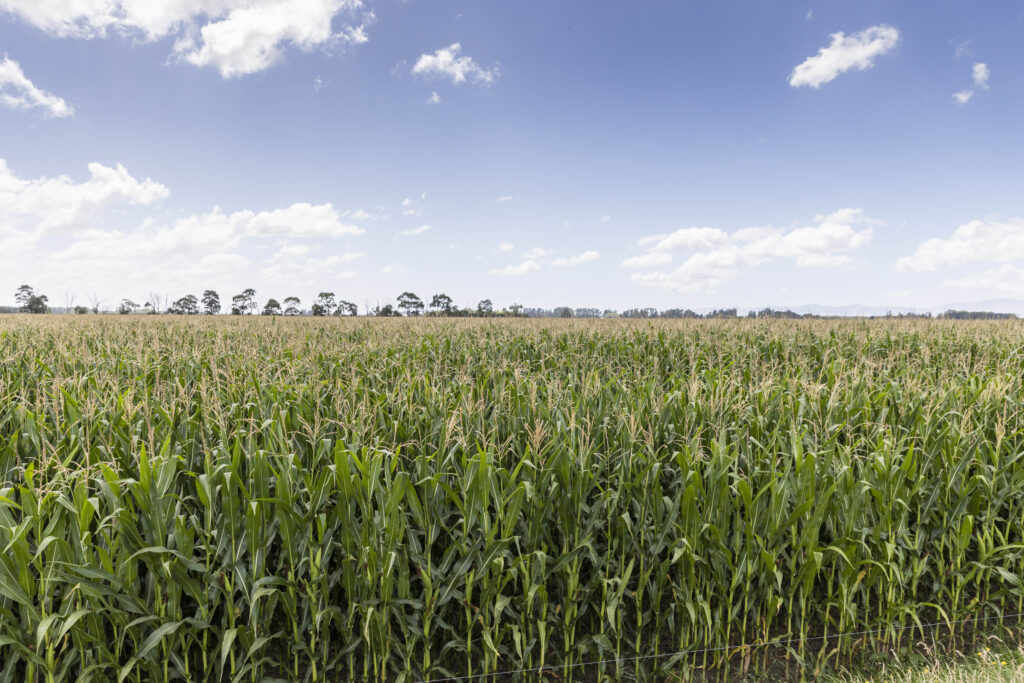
231,288,257,315
118,299,138,315
373,304,399,317
476,299,493,316
15,285,48,314
169,295,199,315
202,290,221,315
312,292,336,317
508,303,524,317
15,285,34,310
430,293,454,315
397,291,424,316
283,296,301,315
336,300,358,316
262,298,282,316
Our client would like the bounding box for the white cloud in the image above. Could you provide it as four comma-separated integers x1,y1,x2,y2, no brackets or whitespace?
523,247,549,259
1,0,371,78
942,264,1024,295
951,62,990,106
953,89,973,105
427,91,441,104
599,215,611,223
381,263,405,274
627,208,874,293
260,247,363,283
789,25,900,88
0,56,74,118
897,218,1024,271
620,251,672,268
398,224,430,237
972,62,990,89
314,75,324,90
412,43,498,85
954,40,971,59
550,250,600,267
400,192,427,215
0,158,168,240
493,195,515,202
489,260,540,276
496,241,515,252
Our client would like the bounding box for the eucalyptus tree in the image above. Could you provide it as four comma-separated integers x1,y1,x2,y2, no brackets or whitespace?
283,296,301,315
397,291,424,316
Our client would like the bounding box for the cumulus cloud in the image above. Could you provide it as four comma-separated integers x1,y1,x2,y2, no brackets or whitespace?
0,158,368,302
973,62,990,88
427,91,441,104
625,208,874,293
0,158,168,239
789,25,899,88
412,43,498,85
953,62,990,105
0,0,372,78
0,56,74,117
397,224,430,237
897,218,1024,271
550,250,599,266
261,247,363,283
488,260,540,276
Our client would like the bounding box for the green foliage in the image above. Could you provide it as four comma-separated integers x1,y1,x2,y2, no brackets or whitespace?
1,317,1023,681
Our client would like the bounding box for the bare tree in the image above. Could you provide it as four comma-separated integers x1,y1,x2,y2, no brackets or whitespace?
88,292,105,314
60,289,76,313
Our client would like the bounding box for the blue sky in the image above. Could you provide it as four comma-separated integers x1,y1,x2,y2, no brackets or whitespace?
2,0,1024,312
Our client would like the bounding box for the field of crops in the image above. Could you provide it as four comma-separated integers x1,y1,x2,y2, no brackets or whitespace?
1,316,1023,682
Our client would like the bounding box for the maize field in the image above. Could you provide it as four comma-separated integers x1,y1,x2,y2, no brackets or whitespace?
1,316,1023,682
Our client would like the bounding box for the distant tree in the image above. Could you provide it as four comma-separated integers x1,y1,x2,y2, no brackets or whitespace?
283,296,301,315
574,308,600,318
15,285,34,310
262,298,282,316
26,295,49,314
60,289,76,313
508,303,524,317
231,288,257,315
430,293,454,315
169,295,199,315
73,305,89,315
336,300,358,316
202,290,221,315
397,291,424,316
16,285,49,314
602,309,619,318
118,299,138,315
312,292,336,317
476,299,493,316
556,307,574,318
147,292,169,314
87,292,104,314
373,304,400,317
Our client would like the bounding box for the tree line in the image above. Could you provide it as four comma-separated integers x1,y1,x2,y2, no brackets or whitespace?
5,285,1020,320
